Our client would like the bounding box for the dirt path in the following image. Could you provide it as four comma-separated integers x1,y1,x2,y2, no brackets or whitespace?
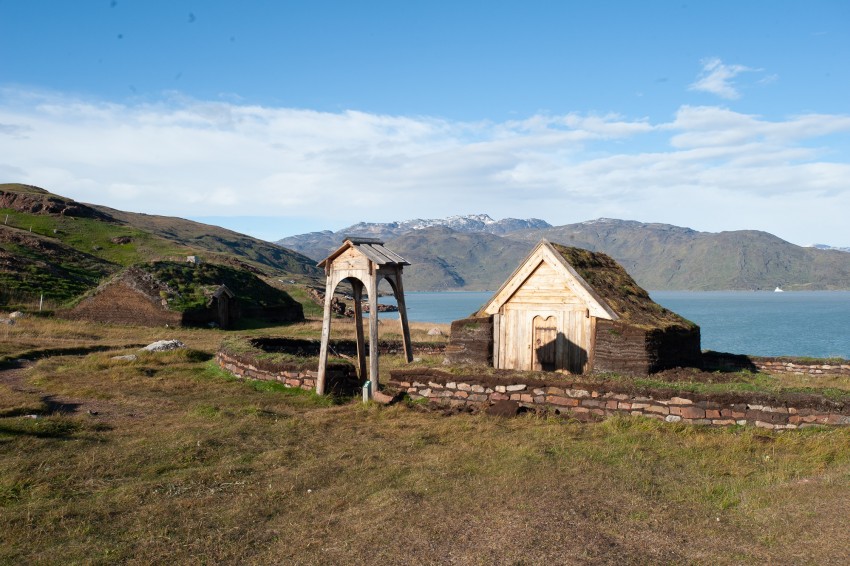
0,359,36,392
0,357,129,421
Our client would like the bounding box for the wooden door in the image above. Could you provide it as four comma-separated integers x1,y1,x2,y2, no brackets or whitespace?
532,315,558,371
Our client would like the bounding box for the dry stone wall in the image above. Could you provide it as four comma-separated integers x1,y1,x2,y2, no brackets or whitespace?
703,352,850,378
217,351,357,393
389,369,850,429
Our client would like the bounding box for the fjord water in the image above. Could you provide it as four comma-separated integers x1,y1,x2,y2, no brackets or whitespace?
379,291,850,359
650,291,850,359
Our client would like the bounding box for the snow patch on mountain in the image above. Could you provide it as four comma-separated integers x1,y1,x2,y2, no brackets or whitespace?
807,244,850,253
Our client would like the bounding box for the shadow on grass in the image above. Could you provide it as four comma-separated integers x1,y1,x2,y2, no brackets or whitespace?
0,344,148,368
0,417,81,439
231,318,307,331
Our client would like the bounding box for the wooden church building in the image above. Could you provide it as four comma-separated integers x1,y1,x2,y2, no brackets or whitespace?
446,240,701,375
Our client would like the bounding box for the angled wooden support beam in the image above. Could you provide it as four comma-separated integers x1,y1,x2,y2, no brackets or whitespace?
351,279,367,381
392,268,413,363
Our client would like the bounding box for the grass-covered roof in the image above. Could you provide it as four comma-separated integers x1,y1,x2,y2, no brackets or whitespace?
549,242,695,330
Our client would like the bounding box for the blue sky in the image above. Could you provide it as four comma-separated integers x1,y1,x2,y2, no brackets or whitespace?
1,1,848,245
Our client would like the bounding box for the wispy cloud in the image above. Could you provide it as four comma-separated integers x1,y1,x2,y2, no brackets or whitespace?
689,57,758,99
1,88,849,244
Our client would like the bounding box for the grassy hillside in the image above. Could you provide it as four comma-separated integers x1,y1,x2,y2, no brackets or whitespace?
95,205,319,276
141,261,301,313
0,184,321,308
0,227,116,306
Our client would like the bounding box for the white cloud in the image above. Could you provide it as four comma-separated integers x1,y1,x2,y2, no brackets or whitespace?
689,57,758,100
0,88,849,245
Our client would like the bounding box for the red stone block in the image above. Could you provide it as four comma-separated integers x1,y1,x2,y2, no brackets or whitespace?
547,396,579,407
679,406,706,419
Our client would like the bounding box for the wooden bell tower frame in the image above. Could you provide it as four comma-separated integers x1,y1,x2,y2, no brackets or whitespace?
316,238,412,396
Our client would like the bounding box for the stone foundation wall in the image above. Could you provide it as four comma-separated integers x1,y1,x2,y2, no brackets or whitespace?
217,351,359,394
703,351,850,377
388,370,850,430
755,359,850,377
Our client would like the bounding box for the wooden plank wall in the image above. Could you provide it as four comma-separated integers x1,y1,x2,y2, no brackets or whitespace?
498,262,592,373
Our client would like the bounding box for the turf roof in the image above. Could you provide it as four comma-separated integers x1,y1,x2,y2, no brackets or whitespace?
548,242,695,330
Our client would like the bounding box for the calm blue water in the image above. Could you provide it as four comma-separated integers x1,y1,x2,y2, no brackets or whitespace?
378,290,850,359
650,291,850,359
377,292,492,324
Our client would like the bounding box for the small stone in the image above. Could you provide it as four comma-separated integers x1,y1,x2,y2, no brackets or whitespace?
427,328,443,336
111,354,138,361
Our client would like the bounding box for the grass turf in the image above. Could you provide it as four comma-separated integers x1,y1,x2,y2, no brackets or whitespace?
1,316,849,564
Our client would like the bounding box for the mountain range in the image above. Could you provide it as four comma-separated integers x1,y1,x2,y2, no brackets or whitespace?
278,216,850,292
3,183,849,308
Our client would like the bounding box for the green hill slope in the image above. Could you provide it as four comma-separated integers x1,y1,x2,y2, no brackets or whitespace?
0,183,320,307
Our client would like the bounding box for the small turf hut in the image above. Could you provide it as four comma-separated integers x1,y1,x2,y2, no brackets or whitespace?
63,266,185,327
447,240,701,375
62,262,250,328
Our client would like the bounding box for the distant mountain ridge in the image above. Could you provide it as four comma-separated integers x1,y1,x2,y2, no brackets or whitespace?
278,214,850,292
277,214,550,262
343,213,551,236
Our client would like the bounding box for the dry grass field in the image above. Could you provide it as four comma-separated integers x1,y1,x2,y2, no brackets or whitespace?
2,315,850,565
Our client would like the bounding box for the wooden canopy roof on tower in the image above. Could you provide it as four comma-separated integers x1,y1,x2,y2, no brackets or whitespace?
318,237,410,271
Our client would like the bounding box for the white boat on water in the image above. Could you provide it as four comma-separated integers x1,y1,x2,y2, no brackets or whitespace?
774,286,784,293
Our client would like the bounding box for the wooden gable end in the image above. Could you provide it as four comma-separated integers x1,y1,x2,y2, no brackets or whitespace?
482,241,616,320
505,261,585,308
333,246,371,272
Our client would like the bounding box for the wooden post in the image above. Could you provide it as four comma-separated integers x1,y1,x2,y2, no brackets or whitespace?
351,279,367,381
316,276,335,395
392,268,413,363
368,262,379,396
39,294,43,312
493,313,501,369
